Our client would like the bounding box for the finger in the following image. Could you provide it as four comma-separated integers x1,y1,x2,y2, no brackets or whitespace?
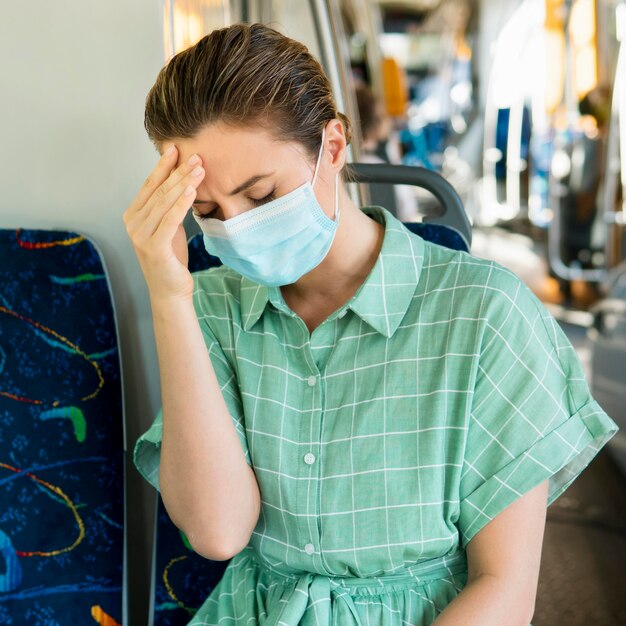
152,184,199,248
134,152,204,223
158,152,203,199
132,165,205,240
125,144,179,219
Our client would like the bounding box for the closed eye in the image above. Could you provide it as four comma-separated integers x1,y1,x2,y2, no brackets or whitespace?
250,189,276,206
192,206,217,221
192,188,277,220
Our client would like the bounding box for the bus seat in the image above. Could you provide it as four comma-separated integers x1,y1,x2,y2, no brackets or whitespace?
0,228,125,625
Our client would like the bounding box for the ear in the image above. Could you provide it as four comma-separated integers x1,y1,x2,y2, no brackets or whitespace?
323,118,348,172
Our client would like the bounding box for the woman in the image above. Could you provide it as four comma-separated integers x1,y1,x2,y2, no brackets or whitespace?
126,23,617,625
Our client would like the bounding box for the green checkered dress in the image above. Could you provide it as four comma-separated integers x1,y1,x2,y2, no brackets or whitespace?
134,206,617,625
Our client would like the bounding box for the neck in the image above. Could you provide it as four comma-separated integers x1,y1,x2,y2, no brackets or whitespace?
281,191,385,308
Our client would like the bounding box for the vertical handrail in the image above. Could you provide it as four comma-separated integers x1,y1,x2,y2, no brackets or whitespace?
505,98,525,217
547,0,607,281
310,0,348,122
618,5,626,219
481,69,501,219
310,0,360,204
600,4,626,268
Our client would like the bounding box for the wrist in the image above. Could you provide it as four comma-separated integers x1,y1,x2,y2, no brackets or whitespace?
149,293,196,319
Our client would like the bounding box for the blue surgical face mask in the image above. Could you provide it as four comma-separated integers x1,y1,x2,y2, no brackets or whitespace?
191,128,340,287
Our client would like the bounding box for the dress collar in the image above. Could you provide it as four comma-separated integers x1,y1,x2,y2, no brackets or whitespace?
239,206,424,338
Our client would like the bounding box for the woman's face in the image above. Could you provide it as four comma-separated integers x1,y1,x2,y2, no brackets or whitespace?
168,122,339,223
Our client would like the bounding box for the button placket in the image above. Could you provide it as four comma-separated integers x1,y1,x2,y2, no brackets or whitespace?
295,320,324,566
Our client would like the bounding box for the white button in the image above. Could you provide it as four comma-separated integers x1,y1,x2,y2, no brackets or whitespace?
307,376,317,387
304,543,315,555
304,453,316,465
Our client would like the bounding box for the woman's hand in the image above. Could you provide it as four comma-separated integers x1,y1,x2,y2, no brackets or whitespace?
123,145,206,303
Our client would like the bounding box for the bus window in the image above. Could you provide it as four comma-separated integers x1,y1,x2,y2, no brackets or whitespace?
263,0,323,61
163,0,240,58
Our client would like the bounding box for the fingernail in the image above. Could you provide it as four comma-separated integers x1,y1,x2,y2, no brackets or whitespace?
165,145,176,156
188,154,200,165
192,166,204,177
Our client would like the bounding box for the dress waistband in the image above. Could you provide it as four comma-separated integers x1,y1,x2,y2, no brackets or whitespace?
240,547,468,626
245,546,468,591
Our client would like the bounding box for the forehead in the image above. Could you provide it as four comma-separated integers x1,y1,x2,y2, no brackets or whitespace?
173,123,303,170
169,123,313,198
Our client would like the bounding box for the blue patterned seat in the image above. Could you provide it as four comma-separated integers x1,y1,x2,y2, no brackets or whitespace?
0,229,125,625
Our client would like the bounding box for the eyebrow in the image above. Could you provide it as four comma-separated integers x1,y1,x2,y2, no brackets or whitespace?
193,172,275,204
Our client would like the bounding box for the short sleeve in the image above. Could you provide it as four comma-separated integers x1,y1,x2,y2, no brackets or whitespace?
133,315,251,492
458,274,618,547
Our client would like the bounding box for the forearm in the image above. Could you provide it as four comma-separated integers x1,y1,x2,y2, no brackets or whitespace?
432,574,533,626
152,296,260,560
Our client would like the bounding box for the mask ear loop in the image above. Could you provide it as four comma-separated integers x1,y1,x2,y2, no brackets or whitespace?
311,127,326,188
312,126,340,223
334,172,341,222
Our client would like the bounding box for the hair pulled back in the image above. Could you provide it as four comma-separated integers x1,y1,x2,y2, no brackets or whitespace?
144,23,352,164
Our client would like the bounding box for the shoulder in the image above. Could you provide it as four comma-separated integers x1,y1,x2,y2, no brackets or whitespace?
421,240,517,287
421,240,530,301
417,240,553,338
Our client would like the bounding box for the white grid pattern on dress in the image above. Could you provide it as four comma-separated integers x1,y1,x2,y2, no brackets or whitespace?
134,206,617,625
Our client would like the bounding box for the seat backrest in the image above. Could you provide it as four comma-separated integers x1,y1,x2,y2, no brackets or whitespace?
349,163,472,251
151,496,228,625
0,229,125,626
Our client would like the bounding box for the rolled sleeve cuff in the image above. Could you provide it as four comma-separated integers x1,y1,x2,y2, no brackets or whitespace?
458,400,618,547
133,419,163,492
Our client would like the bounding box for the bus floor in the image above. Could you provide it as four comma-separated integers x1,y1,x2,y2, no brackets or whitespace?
470,230,626,624
531,326,626,625
535,446,626,625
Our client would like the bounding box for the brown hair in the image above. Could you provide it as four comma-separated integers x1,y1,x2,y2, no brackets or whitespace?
144,23,352,169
